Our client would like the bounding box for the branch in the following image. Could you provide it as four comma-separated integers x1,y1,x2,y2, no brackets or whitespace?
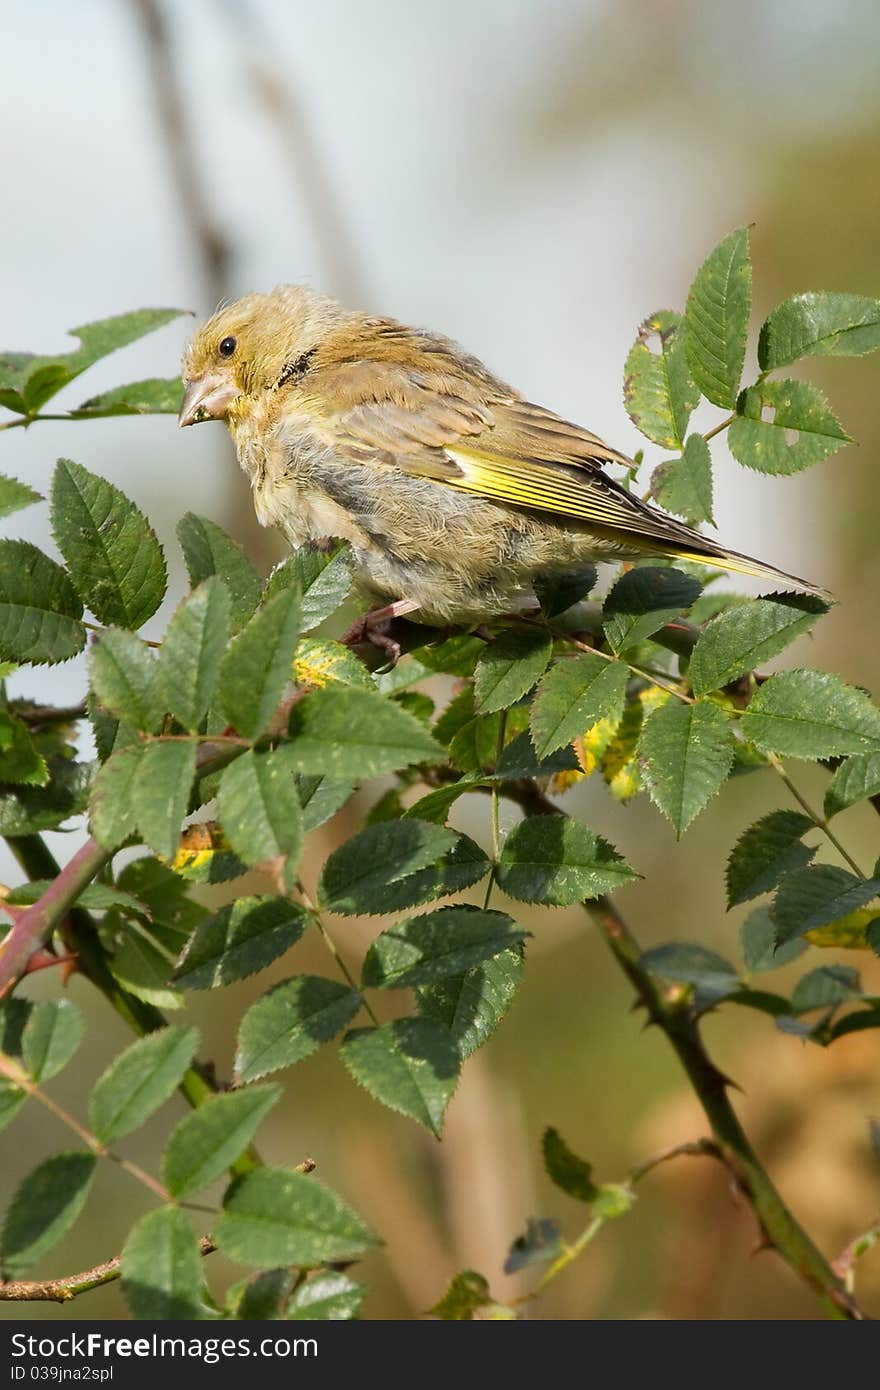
0,1238,216,1304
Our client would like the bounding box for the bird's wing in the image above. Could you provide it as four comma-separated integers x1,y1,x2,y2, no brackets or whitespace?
306,346,702,549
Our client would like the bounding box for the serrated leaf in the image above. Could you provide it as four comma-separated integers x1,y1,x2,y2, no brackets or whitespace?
758,292,880,370
533,567,598,618
773,865,880,945
217,748,303,888
0,474,42,520
640,941,741,1005
107,920,184,1011
219,586,302,738
287,1272,365,1320
0,755,91,836
89,1025,199,1144
51,461,166,628
416,947,523,1060
740,670,880,759
0,709,48,786
624,310,699,448
741,907,807,971
429,1270,493,1320
638,699,734,835
0,540,84,665
169,823,247,884
824,754,880,819
21,1000,84,1082
690,593,827,696
474,627,553,714
286,686,443,777
89,628,162,732
297,774,357,832
649,434,714,526
227,1268,292,1319
726,811,815,907
293,636,373,690
172,897,307,991
177,514,261,632
89,743,144,848
1,1152,96,1275
530,654,628,760
121,1205,208,1320
495,730,580,780
160,578,231,731
162,1086,281,1198
542,1127,599,1202
214,1168,379,1267
318,821,489,915
504,1217,563,1274
791,964,861,1013
236,977,362,1083
729,379,851,475
603,567,701,652
340,1018,460,1137
496,816,636,903
72,377,184,417
685,227,751,408
362,905,526,989
265,545,353,631
132,739,197,859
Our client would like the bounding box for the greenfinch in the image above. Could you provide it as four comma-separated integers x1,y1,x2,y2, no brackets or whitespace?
179,284,824,626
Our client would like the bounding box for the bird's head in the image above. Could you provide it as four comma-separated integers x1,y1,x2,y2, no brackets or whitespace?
178,284,348,428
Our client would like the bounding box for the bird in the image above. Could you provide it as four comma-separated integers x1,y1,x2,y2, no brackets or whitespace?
178,284,826,635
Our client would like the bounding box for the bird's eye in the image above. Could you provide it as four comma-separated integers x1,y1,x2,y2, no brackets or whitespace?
218,336,237,358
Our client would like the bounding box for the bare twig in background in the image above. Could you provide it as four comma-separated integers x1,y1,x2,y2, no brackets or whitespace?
132,0,233,304
216,0,367,304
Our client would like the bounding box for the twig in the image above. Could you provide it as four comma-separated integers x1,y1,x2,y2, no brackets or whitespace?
0,1237,217,1304
766,752,866,877
296,881,378,1027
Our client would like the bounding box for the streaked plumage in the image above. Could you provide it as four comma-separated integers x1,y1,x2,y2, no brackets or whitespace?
179,284,826,624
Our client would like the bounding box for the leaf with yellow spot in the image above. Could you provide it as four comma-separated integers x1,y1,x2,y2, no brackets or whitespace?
574,717,618,776
293,638,373,691
602,687,671,802
168,821,247,884
804,906,880,950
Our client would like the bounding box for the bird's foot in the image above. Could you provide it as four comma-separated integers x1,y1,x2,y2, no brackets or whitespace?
341,599,419,666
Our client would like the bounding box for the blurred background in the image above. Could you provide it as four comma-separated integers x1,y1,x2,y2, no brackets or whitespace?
1,0,879,1319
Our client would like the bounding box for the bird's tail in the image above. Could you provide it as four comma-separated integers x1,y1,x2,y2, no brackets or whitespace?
650,533,831,602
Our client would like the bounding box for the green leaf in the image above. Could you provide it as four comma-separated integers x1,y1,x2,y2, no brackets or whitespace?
624,310,699,448
21,1000,84,1082
728,379,851,475
638,699,734,835
89,1025,199,1144
726,811,815,907
0,756,92,835
533,567,598,618
741,906,807,972
227,1269,291,1319
741,670,880,759
362,905,526,989
89,743,144,848
773,865,880,945
685,227,751,408
160,578,231,732
72,377,184,417
89,629,163,732
217,748,303,887
107,920,184,1011
504,1217,563,1274
791,963,862,1014
495,730,580,780
474,627,553,714
219,586,302,738
640,942,741,1004
530,654,629,759
690,594,828,696
0,540,84,665
287,1272,365,1320
132,739,197,859
758,292,880,370
824,754,880,819
542,1127,599,1203
429,1270,494,1320
603,567,701,652
265,545,353,630
0,474,42,520
649,434,714,527
236,977,362,1083
177,514,261,632
162,1086,281,1198
51,461,167,628
297,774,357,832
340,1018,460,1137
0,710,48,786
121,1205,208,1320
416,947,523,1060
0,308,186,414
293,636,373,690
214,1168,379,1267
286,687,443,777
496,816,636,904
1,1152,96,1275
172,897,307,991
318,821,489,915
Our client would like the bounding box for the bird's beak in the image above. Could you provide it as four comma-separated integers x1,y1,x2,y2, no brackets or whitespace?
178,374,241,428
